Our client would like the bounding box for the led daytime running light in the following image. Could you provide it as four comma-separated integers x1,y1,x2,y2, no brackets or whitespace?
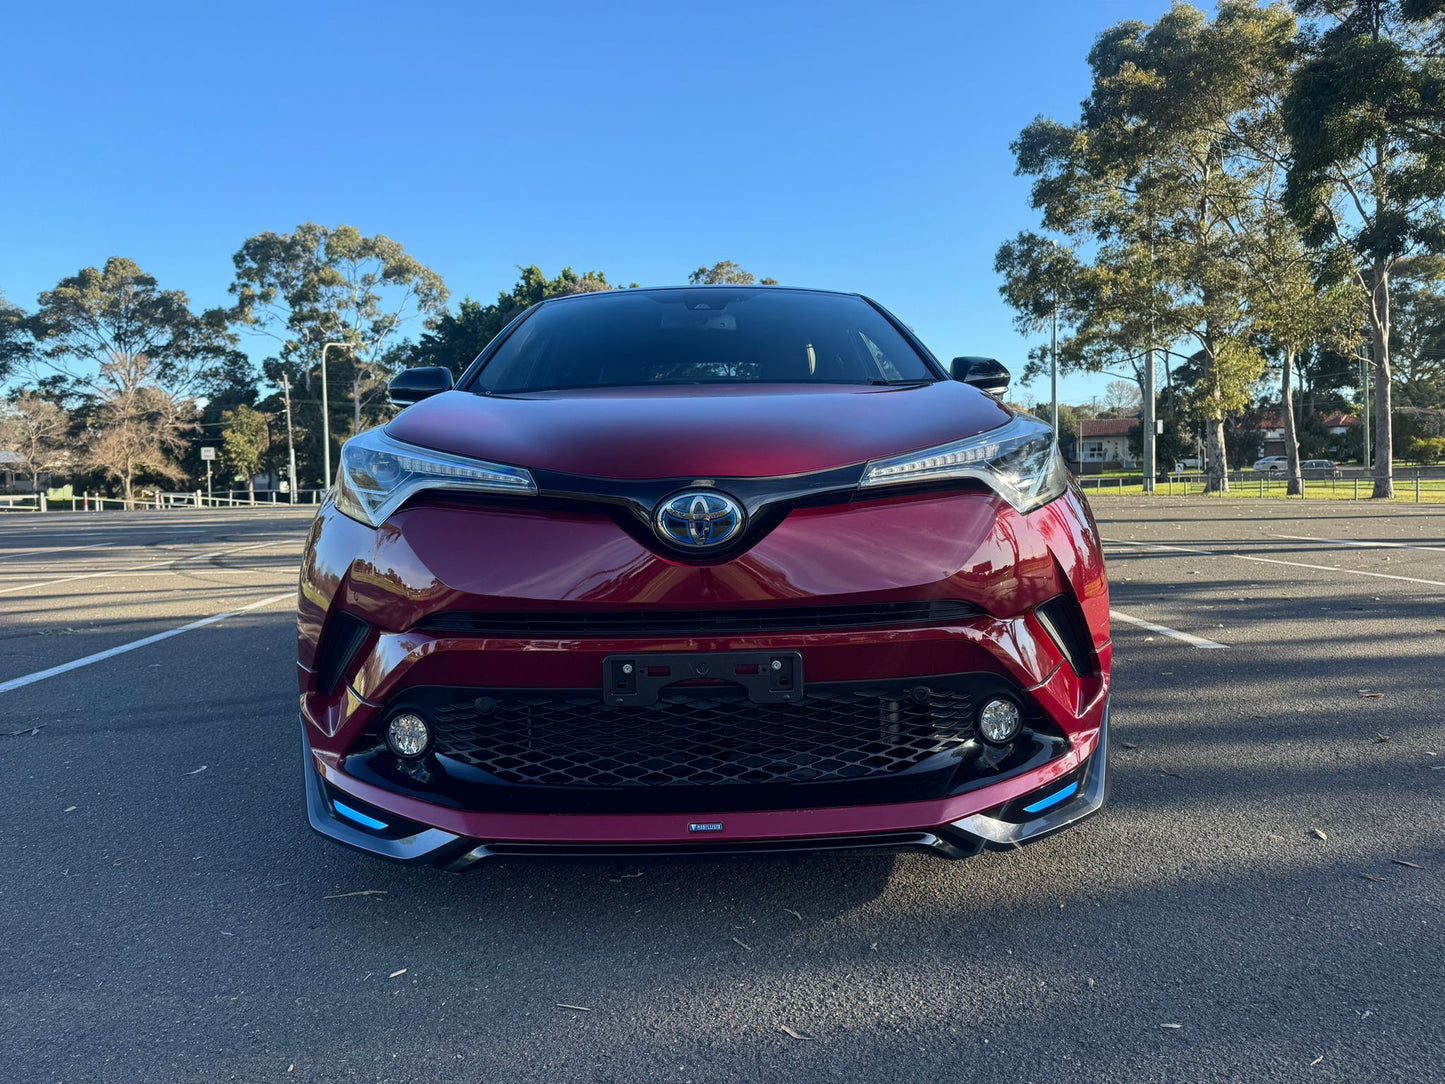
858,414,1068,513
333,428,537,527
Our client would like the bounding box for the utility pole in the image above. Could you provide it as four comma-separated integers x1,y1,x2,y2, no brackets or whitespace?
1142,345,1157,494
320,342,356,487
1048,239,1060,441
281,371,298,504
1359,344,1372,471
1050,302,1059,440
1142,242,1157,494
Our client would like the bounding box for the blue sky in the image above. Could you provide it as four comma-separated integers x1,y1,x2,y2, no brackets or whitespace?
1,0,1173,406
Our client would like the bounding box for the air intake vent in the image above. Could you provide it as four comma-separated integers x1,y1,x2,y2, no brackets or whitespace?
415,600,982,638
315,611,371,696
1035,595,1095,677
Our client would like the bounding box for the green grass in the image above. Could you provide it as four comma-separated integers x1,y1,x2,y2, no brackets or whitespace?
1078,477,1445,503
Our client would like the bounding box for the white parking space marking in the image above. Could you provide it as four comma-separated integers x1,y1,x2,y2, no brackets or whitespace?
1104,538,1445,589
0,591,294,695
1223,553,1445,588
1104,540,1213,555
1108,609,1228,649
11,568,296,578
1269,532,1445,555
0,542,115,562
0,540,294,596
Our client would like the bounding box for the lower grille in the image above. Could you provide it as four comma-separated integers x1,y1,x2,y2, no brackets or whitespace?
424,683,976,788
414,600,982,638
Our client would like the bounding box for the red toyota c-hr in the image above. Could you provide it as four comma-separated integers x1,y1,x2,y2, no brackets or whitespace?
298,286,1111,868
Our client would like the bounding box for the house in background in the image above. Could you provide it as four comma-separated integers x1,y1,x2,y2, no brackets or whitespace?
1075,418,1138,473
1254,413,1358,459
0,450,23,492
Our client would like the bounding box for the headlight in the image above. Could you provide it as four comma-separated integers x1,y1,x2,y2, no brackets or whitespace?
858,414,1068,513
333,427,536,527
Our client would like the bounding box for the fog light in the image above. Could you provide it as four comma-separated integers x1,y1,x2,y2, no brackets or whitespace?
978,698,1022,744
386,712,431,758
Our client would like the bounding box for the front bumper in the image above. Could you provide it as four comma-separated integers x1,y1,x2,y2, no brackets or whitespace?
303,697,1110,868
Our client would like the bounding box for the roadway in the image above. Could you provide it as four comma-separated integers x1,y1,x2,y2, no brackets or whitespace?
0,500,1441,1082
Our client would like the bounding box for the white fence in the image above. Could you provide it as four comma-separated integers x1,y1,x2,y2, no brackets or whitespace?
0,490,328,512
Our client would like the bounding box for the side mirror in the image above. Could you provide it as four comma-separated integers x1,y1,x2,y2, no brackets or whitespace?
949,356,1011,397
388,367,454,406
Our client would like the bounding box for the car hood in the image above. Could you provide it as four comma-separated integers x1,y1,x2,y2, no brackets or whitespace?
385,382,1012,480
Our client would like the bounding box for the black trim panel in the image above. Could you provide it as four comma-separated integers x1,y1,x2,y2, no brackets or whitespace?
416,600,984,638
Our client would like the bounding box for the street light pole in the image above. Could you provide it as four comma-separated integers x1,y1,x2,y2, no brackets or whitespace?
320,342,355,487
281,371,298,505
1359,344,1372,471
1050,301,1059,441
1048,239,1060,442
1143,343,1157,494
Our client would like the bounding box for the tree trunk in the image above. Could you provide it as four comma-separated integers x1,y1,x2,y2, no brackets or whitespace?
248,477,256,505
1204,416,1229,494
1282,346,1302,496
1369,263,1393,498
122,471,134,511
353,373,363,436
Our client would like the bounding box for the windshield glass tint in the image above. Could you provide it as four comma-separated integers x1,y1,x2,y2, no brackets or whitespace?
472,289,936,393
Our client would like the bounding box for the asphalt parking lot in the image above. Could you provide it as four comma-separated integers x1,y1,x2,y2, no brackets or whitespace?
1,499,1442,1083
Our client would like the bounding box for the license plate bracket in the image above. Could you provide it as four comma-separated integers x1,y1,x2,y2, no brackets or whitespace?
603,650,803,707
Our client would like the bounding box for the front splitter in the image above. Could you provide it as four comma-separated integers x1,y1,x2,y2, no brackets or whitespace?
302,698,1110,869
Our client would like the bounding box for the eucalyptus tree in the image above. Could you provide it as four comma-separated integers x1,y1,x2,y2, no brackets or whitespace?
25,258,237,506
407,265,614,379
230,224,448,479
0,289,27,382
1013,1,1298,492
220,403,270,503
688,261,779,285
994,231,1085,436
1283,0,1445,495
1389,259,1445,407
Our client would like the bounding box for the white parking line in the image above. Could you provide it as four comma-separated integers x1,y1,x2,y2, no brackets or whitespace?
1269,532,1445,555
0,591,294,695
1109,609,1228,649
0,542,115,562
1104,539,1213,555
1224,553,1445,588
4,568,297,577
1104,537,1445,589
0,540,292,596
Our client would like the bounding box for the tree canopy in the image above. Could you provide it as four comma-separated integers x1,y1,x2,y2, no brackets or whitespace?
406,265,614,378
687,261,779,286
1282,0,1445,493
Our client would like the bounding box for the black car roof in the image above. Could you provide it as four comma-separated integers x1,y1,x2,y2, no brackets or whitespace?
539,284,863,305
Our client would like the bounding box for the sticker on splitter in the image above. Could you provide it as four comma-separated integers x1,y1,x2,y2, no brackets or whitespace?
688,822,724,833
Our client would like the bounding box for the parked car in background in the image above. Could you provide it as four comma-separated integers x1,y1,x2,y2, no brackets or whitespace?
1301,459,1338,475
1173,457,1203,471
1252,456,1287,473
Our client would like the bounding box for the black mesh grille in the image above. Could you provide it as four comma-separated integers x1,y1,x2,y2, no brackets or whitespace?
423,684,975,788
415,600,982,638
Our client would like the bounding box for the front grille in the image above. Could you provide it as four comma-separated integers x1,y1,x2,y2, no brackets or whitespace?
424,683,976,788
415,600,982,638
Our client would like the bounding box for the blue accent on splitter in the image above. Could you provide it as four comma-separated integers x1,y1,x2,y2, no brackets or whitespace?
1022,781,1078,814
334,801,388,831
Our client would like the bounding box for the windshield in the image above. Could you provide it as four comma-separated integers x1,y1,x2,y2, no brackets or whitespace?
470,288,939,394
